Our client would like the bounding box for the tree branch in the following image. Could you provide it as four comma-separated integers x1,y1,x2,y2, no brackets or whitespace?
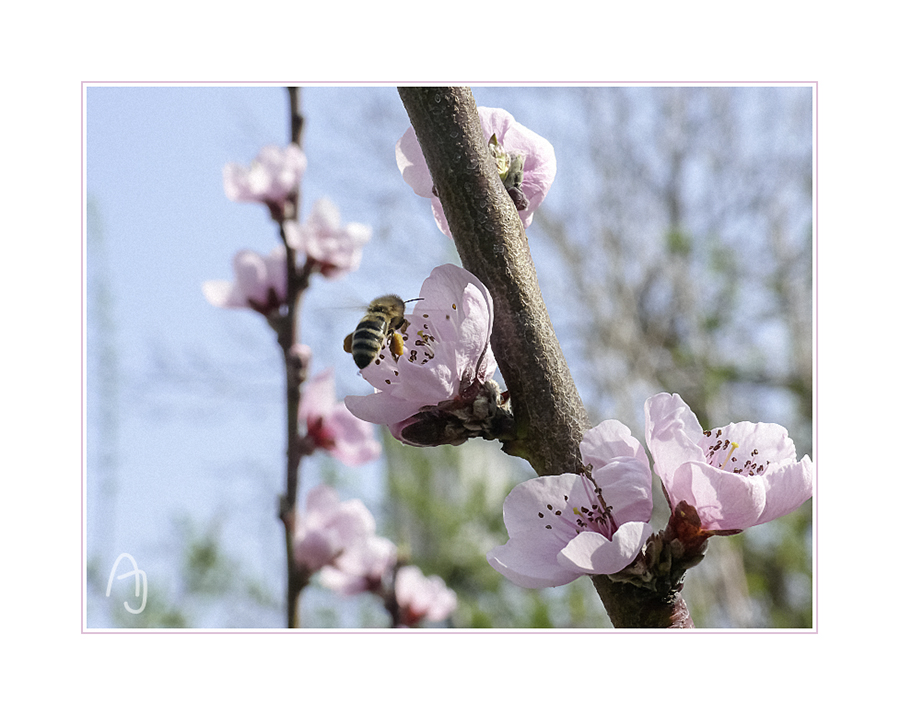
398,86,694,628
398,86,589,477
279,86,306,628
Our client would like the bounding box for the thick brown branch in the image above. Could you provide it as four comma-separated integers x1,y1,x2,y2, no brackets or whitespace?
591,575,694,628
398,86,694,629
398,87,589,477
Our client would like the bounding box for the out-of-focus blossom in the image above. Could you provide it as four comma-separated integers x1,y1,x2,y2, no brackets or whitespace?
344,264,503,446
283,198,372,279
394,565,457,626
292,485,378,574
396,106,556,237
645,393,814,533
223,144,307,220
487,420,654,588
319,533,397,596
202,245,287,316
300,369,381,466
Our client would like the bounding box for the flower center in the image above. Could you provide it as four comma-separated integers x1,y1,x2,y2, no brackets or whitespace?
701,429,771,476
535,475,618,539
405,314,440,367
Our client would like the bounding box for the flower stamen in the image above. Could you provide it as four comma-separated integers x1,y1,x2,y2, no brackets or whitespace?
720,441,739,469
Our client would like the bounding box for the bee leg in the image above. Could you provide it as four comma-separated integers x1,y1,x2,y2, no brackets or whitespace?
389,332,405,361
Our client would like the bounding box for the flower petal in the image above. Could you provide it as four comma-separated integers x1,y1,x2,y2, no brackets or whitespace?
579,420,653,525
669,461,766,532
328,406,382,466
645,393,708,489
201,279,238,308
486,540,579,589
486,474,583,588
558,520,653,575
395,127,435,198
756,454,813,525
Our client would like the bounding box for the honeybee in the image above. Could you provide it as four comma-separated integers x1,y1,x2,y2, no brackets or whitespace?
343,295,419,369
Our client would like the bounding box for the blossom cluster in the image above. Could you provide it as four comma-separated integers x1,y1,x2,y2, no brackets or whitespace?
207,145,375,318
488,393,813,588
205,144,382,467
335,243,813,593
294,485,457,627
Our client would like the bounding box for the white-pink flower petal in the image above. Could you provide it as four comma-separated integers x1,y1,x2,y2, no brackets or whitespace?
202,245,287,313
396,106,556,237
395,565,457,625
300,369,382,466
293,485,377,573
223,144,307,206
558,521,654,575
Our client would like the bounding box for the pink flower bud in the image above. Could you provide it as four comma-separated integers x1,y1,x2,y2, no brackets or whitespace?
394,565,457,626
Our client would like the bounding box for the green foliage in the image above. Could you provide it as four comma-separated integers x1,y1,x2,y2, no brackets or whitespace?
665,229,692,256
742,502,813,628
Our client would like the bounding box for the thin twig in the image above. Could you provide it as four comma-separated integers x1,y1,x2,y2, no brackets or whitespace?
279,86,307,628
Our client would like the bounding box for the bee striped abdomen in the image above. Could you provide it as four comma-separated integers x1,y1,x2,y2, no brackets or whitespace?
344,294,411,371
351,315,389,368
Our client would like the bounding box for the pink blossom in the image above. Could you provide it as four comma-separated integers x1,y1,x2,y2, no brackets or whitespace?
645,393,813,533
319,533,397,596
223,144,307,219
202,245,287,315
300,369,382,466
283,198,372,279
292,484,378,574
396,106,556,237
344,264,497,436
394,565,457,626
487,421,654,588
